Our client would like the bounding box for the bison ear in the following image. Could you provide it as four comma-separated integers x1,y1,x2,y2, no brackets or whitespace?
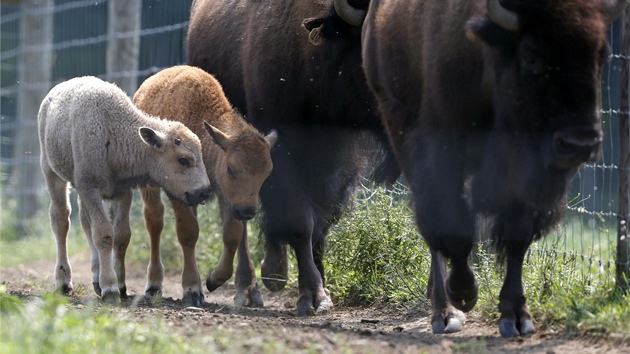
139,127,166,149
265,129,278,149
204,122,230,152
303,17,325,32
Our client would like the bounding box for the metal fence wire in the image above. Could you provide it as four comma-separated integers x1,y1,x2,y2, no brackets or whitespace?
1,0,629,291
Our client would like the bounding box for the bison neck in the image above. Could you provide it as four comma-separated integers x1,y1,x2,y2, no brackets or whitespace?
102,118,170,197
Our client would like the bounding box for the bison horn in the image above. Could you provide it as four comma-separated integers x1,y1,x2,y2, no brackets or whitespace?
602,0,628,25
487,0,519,32
333,0,365,27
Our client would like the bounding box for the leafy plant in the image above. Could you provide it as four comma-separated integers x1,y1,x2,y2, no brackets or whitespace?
325,182,430,306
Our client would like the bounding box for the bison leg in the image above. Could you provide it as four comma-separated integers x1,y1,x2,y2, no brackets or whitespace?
140,186,165,298
43,167,73,296
171,199,204,307
495,205,535,337
427,250,467,333
291,235,333,316
446,258,478,313
260,241,288,292
409,136,476,333
78,188,120,304
109,191,133,299
78,197,100,296
312,227,330,296
206,206,244,294
234,222,263,308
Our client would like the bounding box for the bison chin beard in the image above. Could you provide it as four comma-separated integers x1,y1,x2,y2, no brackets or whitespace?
471,131,576,216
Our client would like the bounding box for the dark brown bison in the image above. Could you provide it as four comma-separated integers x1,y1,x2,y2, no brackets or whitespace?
186,0,397,315
361,0,627,337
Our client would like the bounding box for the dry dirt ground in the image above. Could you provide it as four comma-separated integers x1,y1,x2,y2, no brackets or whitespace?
1,252,629,354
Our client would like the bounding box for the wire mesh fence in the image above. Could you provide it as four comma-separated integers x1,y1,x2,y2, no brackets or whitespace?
1,0,628,290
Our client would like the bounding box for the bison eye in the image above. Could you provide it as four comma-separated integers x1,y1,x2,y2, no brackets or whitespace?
521,48,549,75
175,138,181,145
178,157,190,167
227,165,235,178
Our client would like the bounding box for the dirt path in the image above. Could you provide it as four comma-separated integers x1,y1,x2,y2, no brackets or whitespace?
1,252,628,354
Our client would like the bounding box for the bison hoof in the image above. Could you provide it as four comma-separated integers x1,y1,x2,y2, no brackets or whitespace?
431,311,466,334
205,277,225,293
101,289,121,305
248,288,264,308
499,316,535,337
57,283,74,296
234,288,264,308
92,282,101,296
261,274,287,292
119,286,129,300
315,296,333,314
296,294,333,316
234,292,247,308
446,278,478,312
182,291,205,307
145,286,163,298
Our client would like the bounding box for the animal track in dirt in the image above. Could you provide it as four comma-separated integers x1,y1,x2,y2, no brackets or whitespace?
1,252,628,354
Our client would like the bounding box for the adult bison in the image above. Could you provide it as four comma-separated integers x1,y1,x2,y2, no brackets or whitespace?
186,0,397,315
361,0,627,336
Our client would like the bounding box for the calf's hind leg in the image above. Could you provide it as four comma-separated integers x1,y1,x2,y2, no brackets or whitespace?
206,206,243,293
140,186,165,298
77,187,121,304
43,167,73,295
78,197,100,296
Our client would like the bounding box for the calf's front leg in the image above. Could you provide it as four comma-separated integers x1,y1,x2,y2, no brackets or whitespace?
109,191,133,299
171,199,204,306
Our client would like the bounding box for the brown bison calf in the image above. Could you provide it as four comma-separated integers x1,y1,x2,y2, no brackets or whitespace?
38,76,212,304
133,65,277,307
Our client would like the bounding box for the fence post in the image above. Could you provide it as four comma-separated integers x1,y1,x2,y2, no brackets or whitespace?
617,7,630,293
106,0,141,95
12,0,53,235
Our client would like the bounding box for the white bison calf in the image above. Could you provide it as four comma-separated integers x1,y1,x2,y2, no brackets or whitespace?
38,76,212,303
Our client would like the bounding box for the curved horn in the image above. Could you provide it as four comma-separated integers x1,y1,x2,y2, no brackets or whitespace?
333,0,366,27
487,0,519,32
602,0,628,25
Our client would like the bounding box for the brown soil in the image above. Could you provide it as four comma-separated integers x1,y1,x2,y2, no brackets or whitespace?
1,252,628,354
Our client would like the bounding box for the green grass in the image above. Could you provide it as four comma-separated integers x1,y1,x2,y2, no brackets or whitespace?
325,183,429,307
0,287,204,354
0,203,88,267
0,285,308,354
325,182,630,339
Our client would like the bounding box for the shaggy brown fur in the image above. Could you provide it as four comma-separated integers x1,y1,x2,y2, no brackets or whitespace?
133,65,277,307
362,0,626,337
